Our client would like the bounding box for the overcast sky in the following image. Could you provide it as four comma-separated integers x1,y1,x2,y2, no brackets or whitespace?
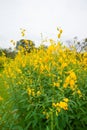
0,0,87,48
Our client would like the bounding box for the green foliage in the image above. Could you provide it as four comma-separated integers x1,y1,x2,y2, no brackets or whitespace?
0,42,87,130
0,48,16,59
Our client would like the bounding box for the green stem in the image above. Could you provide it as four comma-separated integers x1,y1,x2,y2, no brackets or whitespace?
51,111,53,130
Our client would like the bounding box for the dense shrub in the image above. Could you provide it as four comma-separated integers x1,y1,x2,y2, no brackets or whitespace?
0,41,87,130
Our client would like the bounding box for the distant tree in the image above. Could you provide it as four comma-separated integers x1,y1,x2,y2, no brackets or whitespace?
16,39,35,53
84,38,87,43
0,48,16,59
66,37,87,52
76,38,87,52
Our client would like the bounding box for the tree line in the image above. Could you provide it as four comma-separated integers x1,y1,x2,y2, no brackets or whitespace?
0,38,87,59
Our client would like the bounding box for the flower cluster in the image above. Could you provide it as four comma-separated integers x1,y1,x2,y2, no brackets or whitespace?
0,32,87,129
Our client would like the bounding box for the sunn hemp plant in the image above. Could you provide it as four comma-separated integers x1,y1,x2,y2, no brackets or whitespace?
0,28,87,130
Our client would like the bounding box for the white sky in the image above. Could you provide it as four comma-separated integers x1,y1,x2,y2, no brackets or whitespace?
0,0,87,48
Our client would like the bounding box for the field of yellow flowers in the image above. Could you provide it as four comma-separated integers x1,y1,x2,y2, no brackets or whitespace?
0,30,87,130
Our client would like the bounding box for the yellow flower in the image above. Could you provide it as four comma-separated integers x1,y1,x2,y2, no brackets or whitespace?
37,91,41,96
0,96,3,101
53,82,60,87
61,62,67,69
77,89,82,97
77,90,81,95
70,72,77,80
70,80,75,87
59,101,68,110
65,76,70,83
20,28,26,37
10,40,16,45
52,100,68,112
59,29,63,34
63,83,68,88
32,91,35,96
58,33,61,38
52,103,56,107
27,88,32,95
63,98,69,103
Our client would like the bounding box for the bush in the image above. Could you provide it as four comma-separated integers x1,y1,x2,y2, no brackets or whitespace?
0,41,87,130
